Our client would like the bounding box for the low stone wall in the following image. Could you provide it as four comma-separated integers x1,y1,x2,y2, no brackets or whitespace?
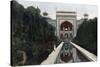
41,42,64,64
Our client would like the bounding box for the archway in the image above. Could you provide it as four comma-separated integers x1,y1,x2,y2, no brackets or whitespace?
60,21,73,31
60,21,73,40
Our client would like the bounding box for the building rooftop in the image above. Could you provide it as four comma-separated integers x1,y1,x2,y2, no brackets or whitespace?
56,11,76,13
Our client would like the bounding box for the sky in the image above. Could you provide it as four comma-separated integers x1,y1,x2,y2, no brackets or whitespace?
16,0,98,20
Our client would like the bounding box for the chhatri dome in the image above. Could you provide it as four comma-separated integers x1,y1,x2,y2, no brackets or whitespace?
43,11,48,16
84,13,89,19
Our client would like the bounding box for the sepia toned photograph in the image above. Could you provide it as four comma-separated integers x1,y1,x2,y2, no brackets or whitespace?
11,0,97,66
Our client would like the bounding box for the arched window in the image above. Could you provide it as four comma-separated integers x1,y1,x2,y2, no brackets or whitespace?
70,33,72,38
60,33,63,39
65,33,68,38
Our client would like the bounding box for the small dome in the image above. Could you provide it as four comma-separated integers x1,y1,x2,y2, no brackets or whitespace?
84,13,88,17
43,12,48,16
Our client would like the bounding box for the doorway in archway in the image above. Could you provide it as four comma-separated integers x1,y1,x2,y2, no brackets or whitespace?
60,21,73,41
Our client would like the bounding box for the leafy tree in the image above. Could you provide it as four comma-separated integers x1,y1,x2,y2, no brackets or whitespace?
11,0,57,66
73,17,97,55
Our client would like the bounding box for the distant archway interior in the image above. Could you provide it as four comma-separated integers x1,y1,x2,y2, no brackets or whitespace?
60,21,73,31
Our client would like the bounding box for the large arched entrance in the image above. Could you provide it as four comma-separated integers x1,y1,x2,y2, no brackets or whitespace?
60,21,73,31
60,21,73,41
